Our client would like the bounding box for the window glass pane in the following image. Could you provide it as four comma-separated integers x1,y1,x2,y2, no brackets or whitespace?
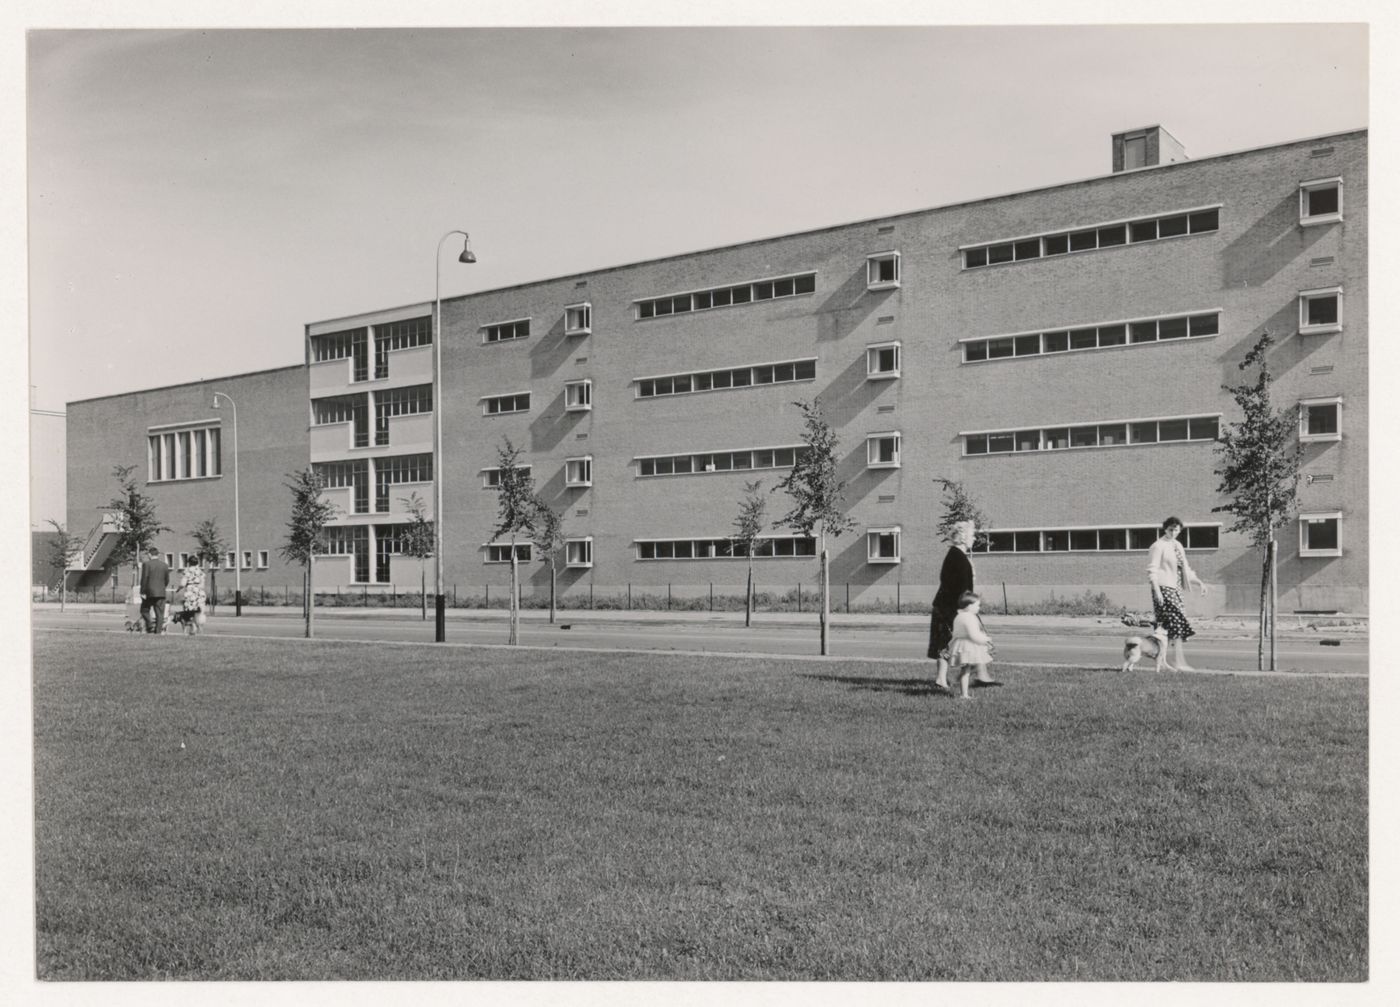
639,459,655,476
988,243,1014,264
1069,530,1097,550
965,435,988,455
638,542,655,560
1130,219,1158,242
1307,186,1339,217
1123,136,1147,169
1130,421,1158,444
1042,331,1068,353
1069,229,1098,251
654,299,673,316
987,338,1014,359
1014,334,1040,356
673,375,692,393
987,432,1015,453
654,457,673,475
711,370,732,389
773,362,795,382
1306,295,1338,326
754,366,774,384
673,456,693,474
712,288,732,307
1098,325,1126,347
1043,234,1069,255
673,295,692,314
1099,529,1128,550
965,341,988,362
673,541,693,559
754,449,774,468
692,291,712,310
1014,239,1040,260
1015,429,1040,451
1069,328,1098,350
1306,404,1337,435
1129,528,1157,550
1190,416,1220,440
1014,531,1041,552
1158,316,1189,340
1305,518,1339,551
690,372,710,391
774,278,794,297
1099,423,1127,446
1189,209,1219,233
731,369,751,387
794,274,816,294
1130,320,1158,343
1158,418,1189,441
795,359,816,380
988,532,1015,552
732,453,753,470
731,286,751,304
1158,214,1189,237
1189,313,1219,337
1044,530,1069,551
754,282,774,300
1042,427,1069,450
965,248,988,268
774,448,795,466
1070,426,1099,448
1098,224,1127,247
1186,526,1220,549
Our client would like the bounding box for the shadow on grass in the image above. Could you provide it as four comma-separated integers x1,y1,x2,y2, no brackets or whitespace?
800,672,948,698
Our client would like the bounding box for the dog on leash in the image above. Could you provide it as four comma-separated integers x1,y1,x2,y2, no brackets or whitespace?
1122,626,1170,673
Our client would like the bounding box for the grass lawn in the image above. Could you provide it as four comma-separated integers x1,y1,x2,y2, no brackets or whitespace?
32,631,1367,981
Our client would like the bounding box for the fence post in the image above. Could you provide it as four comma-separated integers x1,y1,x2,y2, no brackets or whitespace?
897,582,901,615
846,582,850,613
797,583,802,613
363,584,368,607
392,585,397,606
485,584,489,608
1003,581,1009,615
590,583,594,609
628,583,632,611
667,583,671,611
710,582,713,612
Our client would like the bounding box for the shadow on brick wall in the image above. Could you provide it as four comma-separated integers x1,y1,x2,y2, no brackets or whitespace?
1222,193,1330,289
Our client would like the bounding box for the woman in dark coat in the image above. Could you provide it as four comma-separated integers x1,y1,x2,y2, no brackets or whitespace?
929,521,990,689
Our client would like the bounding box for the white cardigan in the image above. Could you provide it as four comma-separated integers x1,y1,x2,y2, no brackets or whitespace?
1146,536,1200,593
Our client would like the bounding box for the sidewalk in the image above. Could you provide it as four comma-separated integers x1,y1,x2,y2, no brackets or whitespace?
35,602,1367,641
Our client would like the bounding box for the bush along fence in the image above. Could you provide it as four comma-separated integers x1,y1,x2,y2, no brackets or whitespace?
33,582,1122,618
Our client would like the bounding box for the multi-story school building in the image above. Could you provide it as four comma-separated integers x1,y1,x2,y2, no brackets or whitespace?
65,125,1368,614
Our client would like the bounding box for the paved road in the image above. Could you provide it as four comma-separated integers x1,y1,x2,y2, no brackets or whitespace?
32,608,1368,676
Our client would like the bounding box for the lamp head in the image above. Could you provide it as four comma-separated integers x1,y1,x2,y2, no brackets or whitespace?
458,235,477,264
212,394,222,408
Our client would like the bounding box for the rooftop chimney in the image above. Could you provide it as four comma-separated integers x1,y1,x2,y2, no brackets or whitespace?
1112,125,1187,172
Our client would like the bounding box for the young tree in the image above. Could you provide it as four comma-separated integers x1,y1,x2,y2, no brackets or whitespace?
45,519,81,611
733,479,767,628
932,477,991,551
399,491,435,621
280,468,338,639
494,437,537,645
190,518,228,611
1213,331,1302,671
106,464,169,584
531,494,565,624
774,399,856,655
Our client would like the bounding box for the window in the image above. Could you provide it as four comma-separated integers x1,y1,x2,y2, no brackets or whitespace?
147,423,223,483
637,272,816,320
962,206,1220,269
486,543,532,564
375,453,433,512
482,464,532,489
1299,398,1343,442
374,316,432,378
257,550,269,570
867,527,902,564
565,537,593,568
482,318,530,344
867,432,901,469
1299,513,1342,558
483,392,531,415
1299,177,1343,226
636,358,816,399
165,553,174,568
242,551,254,570
637,445,805,478
565,456,593,487
866,252,901,290
565,379,593,412
315,459,370,514
374,384,432,446
961,311,1220,363
565,303,592,337
1299,287,1343,335
970,524,1221,553
866,341,901,380
962,414,1220,455
311,327,369,381
224,552,235,570
178,552,190,569
635,535,815,560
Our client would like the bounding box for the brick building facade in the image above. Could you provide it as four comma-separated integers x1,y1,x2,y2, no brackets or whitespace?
67,127,1368,613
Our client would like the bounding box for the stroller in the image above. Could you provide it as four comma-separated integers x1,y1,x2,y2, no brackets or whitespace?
123,585,144,633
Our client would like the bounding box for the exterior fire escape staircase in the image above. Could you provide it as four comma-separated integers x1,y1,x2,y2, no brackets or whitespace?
65,511,122,591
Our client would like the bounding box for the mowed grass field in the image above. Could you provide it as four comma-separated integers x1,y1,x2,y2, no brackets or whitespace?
33,631,1367,981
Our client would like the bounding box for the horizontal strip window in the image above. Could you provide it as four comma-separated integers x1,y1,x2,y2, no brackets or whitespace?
322,525,369,556
963,311,1219,362
482,319,531,344
481,464,533,489
636,271,816,320
637,358,816,399
636,444,808,477
486,543,533,564
148,425,222,482
483,392,531,415
311,327,367,362
962,206,1220,270
971,524,1221,553
377,316,432,350
636,535,817,560
964,415,1219,455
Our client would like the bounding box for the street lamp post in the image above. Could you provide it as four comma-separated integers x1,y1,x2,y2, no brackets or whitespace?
211,391,242,616
434,230,477,642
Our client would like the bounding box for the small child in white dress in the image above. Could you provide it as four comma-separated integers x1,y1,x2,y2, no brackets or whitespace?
947,591,996,699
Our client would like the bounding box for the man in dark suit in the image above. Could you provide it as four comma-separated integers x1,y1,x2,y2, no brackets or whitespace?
139,546,171,634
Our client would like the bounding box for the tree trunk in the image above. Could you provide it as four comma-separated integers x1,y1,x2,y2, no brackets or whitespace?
1268,537,1278,672
421,563,427,621
745,562,753,628
549,562,556,624
508,544,519,645
1257,548,1269,671
819,536,830,657
305,562,314,639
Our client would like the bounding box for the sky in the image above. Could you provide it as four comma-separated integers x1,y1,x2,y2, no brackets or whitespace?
23,19,1371,414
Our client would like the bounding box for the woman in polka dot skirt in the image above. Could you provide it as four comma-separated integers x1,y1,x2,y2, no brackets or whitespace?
1146,516,1208,671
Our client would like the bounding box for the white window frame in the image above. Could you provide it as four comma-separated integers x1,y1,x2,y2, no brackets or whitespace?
165,553,174,568
565,536,593,569
866,341,902,380
564,302,592,337
481,464,532,490
257,550,270,570
481,391,532,416
224,551,236,570
178,552,190,569
866,251,901,290
866,431,902,469
1299,287,1343,335
242,550,254,571
485,542,533,564
564,379,593,412
866,527,902,564
1299,177,1343,227
565,456,593,488
1298,512,1342,558
1299,397,1343,443
481,318,531,345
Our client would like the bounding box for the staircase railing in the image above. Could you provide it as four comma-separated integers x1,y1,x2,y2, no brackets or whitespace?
75,512,120,569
